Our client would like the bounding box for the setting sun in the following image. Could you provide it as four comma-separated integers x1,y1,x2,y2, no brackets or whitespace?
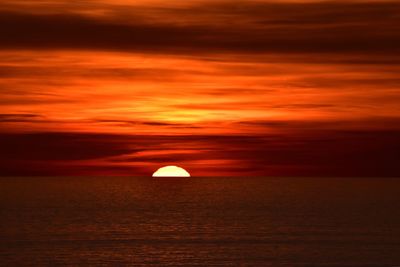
152,166,191,177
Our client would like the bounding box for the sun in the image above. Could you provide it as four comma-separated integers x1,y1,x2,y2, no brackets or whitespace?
152,166,191,177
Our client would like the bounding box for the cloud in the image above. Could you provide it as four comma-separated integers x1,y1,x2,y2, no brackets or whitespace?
0,113,43,122
0,1,399,56
0,65,201,80
0,1,399,177
0,129,399,177
0,132,137,161
93,119,202,128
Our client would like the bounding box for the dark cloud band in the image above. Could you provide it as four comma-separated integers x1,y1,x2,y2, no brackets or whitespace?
1,130,399,177
0,1,399,55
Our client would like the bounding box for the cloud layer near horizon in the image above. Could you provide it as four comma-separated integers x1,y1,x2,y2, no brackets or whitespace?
1,131,399,177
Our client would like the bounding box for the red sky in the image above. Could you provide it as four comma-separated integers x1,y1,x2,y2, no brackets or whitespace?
0,0,399,176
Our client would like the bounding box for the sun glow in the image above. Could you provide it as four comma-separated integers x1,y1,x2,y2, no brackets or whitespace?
152,166,191,177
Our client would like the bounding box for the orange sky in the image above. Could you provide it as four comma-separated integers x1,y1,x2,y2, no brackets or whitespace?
0,0,399,176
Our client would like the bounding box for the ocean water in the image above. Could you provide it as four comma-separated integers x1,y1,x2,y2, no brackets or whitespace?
0,177,400,266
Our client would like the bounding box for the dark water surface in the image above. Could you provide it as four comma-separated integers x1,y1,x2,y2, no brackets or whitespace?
1,177,400,266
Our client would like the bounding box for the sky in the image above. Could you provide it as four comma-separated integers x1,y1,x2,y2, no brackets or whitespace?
0,0,399,177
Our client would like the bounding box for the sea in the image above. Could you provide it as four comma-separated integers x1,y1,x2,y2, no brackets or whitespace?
0,177,399,266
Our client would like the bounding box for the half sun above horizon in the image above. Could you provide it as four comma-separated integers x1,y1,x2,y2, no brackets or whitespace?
152,166,191,177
